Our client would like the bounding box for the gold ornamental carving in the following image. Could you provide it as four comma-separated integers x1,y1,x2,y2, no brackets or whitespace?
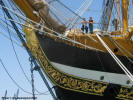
23,22,108,96
31,43,108,96
23,22,133,99
117,86,133,100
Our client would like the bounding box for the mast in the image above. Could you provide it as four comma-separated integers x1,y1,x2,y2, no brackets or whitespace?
117,0,121,30
122,0,128,36
13,0,40,22
99,0,114,31
105,0,114,31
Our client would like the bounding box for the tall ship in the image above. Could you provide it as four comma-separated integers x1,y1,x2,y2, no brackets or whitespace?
0,0,133,100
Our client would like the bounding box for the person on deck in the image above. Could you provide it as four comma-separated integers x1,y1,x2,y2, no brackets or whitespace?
81,18,88,34
88,17,95,34
112,18,119,31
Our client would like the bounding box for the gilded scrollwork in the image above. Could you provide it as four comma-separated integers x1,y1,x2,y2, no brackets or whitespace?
24,23,108,96
23,23,133,100
30,41,108,96
117,87,133,100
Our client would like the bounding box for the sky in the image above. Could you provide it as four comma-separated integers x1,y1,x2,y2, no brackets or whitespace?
0,0,106,100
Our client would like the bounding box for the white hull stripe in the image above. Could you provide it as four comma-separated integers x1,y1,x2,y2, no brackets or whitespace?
51,62,133,87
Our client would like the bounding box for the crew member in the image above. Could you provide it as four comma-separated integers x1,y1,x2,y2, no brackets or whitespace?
112,18,119,31
81,18,88,33
88,17,95,34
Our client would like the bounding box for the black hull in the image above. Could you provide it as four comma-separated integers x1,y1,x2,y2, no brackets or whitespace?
54,85,120,100
36,34,133,100
37,34,133,74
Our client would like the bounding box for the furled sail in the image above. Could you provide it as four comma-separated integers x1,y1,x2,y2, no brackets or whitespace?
27,0,66,33
26,0,83,34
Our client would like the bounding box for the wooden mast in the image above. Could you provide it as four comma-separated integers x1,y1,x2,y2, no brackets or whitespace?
122,0,128,37
117,0,121,30
13,0,40,22
105,0,115,31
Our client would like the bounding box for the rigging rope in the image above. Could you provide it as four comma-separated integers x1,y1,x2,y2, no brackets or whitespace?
0,0,56,97
0,8,103,52
4,11,31,88
8,0,24,29
1,4,132,57
95,49,120,96
46,2,68,22
0,31,22,47
30,58,36,100
109,37,133,62
96,33,133,82
0,58,33,94
86,34,98,43
0,4,53,96
0,20,22,46
0,57,51,95
68,0,94,29
2,10,50,96
66,0,89,27
98,0,114,31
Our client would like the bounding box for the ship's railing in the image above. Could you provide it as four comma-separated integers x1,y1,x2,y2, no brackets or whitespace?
69,22,122,35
